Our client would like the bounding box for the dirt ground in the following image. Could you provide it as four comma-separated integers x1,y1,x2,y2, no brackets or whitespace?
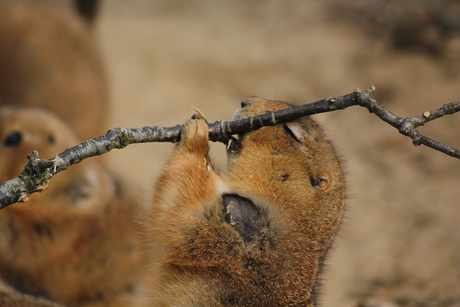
94,1,460,306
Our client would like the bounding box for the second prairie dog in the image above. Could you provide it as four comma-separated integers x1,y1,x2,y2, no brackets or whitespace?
144,98,345,306
0,107,145,307
0,1,108,141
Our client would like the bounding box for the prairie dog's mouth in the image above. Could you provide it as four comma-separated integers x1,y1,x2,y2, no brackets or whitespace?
228,98,275,154
226,135,242,155
227,105,251,154
231,108,249,121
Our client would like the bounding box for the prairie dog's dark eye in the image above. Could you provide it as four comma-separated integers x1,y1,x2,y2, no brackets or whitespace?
48,133,55,145
241,101,253,108
4,131,22,146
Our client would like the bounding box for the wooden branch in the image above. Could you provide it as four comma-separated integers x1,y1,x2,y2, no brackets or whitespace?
1,87,459,208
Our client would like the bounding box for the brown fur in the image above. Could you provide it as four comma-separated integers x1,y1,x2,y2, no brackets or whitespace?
0,1,108,141
0,107,145,307
0,277,64,307
144,97,345,306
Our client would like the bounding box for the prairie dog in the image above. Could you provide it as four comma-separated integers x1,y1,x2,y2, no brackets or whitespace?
145,97,345,306
0,1,108,141
0,107,145,307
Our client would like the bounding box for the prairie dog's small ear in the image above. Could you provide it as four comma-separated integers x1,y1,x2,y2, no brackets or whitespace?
284,120,322,144
284,122,313,144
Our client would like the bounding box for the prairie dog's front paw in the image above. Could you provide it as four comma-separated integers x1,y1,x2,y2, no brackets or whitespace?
178,119,209,153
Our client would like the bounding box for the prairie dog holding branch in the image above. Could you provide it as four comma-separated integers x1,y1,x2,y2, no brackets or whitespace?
144,98,345,306
0,107,145,307
0,1,108,141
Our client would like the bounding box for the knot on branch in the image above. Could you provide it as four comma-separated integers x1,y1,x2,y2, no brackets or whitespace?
398,119,415,136
326,97,336,105
352,88,362,102
398,119,422,146
356,87,376,107
112,127,133,148
17,151,54,195
23,151,54,176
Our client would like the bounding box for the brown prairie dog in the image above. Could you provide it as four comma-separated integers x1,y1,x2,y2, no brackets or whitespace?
0,1,108,141
0,107,145,307
144,97,345,306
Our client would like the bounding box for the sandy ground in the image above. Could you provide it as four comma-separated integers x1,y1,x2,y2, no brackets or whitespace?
94,1,460,305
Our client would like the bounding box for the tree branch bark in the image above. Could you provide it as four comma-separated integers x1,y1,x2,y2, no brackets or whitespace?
1,86,459,208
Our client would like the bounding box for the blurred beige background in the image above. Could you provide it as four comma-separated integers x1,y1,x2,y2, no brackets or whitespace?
94,1,460,306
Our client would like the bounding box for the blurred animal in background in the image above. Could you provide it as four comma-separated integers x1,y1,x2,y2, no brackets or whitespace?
143,98,345,306
0,1,147,306
0,107,146,307
0,0,108,142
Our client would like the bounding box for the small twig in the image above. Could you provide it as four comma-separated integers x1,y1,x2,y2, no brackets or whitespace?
0,87,459,209
356,90,460,157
